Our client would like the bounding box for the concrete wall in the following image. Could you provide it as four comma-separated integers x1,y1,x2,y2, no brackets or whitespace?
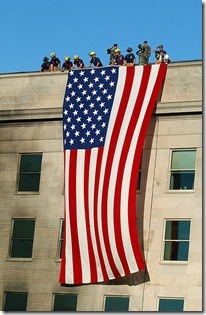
0,61,202,311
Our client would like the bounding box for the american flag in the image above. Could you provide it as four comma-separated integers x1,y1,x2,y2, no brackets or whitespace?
59,64,167,284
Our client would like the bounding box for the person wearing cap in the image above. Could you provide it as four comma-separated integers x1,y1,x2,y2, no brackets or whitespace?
61,57,74,72
88,52,103,68
123,47,136,66
112,48,124,66
40,57,50,72
49,52,61,71
136,41,151,65
153,45,167,64
73,55,84,68
106,43,118,65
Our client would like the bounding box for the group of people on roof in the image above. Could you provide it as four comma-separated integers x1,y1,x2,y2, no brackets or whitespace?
40,42,170,72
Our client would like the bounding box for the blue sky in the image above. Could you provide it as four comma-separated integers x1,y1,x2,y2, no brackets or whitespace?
0,0,202,74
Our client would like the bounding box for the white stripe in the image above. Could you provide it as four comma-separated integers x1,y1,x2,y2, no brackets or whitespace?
121,65,160,272
107,66,144,274
65,151,74,283
88,148,104,282
76,150,90,283
97,66,127,279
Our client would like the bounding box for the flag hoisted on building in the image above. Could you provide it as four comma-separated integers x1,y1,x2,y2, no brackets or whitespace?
59,64,167,285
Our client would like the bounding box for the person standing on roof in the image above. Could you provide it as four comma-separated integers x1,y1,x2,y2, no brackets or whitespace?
153,45,167,64
106,43,118,65
40,57,50,72
49,53,61,71
136,41,151,65
73,55,84,68
123,47,136,66
61,57,74,71
88,52,103,68
112,48,124,66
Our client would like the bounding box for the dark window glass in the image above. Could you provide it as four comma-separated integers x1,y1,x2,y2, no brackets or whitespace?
104,296,129,312
10,219,35,258
136,156,142,191
164,221,190,261
4,292,28,311
53,294,77,311
169,150,196,190
158,298,184,311
59,219,64,259
18,154,42,192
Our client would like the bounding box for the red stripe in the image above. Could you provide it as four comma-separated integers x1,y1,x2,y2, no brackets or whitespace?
101,66,135,277
93,147,109,281
84,150,98,283
69,150,82,283
114,65,151,274
128,64,167,270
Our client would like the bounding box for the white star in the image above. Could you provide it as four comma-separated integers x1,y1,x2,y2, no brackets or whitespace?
67,83,72,88
83,109,89,115
92,90,97,95
88,82,94,88
69,70,74,76
102,89,108,95
95,129,100,135
76,117,81,122
107,94,112,100
87,116,92,122
86,95,91,101
105,75,110,81
67,117,71,123
80,71,85,76
86,130,91,137
97,115,102,121
96,96,101,102
83,77,89,82
101,122,106,128
90,138,94,144
73,77,78,83
65,96,70,102
94,77,99,82
71,91,76,97
71,124,76,130
109,81,115,87
100,70,106,75
103,108,109,114
91,124,96,129
76,96,81,102
73,110,78,116
90,69,95,74
111,68,116,74
69,103,74,109
78,84,83,89
79,103,84,109
69,139,74,145
74,131,80,137
64,109,68,115
81,123,86,129
64,124,67,130
66,131,70,137
89,102,94,108
93,109,98,116
82,90,87,95
98,83,104,89
100,137,104,142
80,137,85,144
99,102,105,108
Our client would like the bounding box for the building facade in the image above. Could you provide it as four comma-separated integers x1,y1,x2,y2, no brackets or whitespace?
0,61,202,311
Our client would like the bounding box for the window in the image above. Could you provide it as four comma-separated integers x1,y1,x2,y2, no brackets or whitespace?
53,294,77,311
3,292,28,311
158,298,184,311
169,149,196,190
17,153,42,192
163,220,191,262
57,219,64,259
136,156,142,191
9,219,35,259
104,296,129,311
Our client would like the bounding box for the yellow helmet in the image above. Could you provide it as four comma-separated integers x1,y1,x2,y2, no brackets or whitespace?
89,51,95,56
74,55,79,60
65,56,70,61
114,48,120,53
50,52,56,58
